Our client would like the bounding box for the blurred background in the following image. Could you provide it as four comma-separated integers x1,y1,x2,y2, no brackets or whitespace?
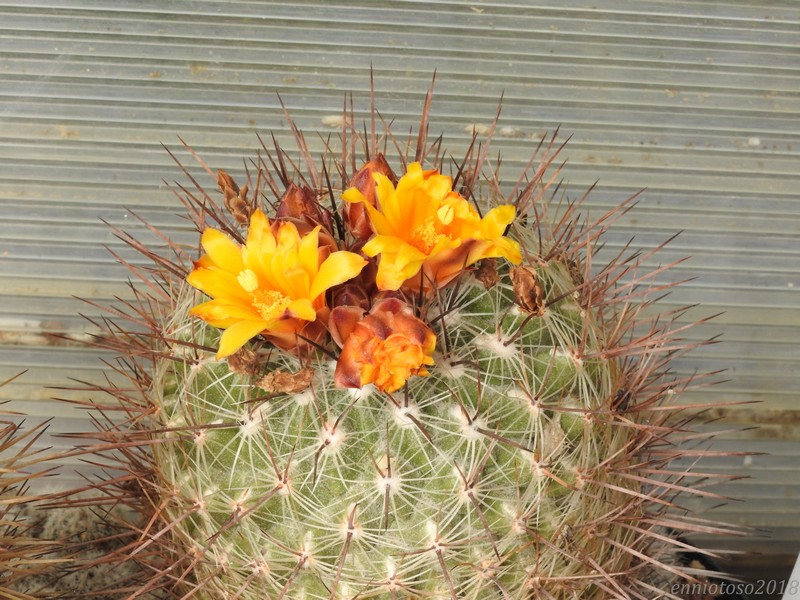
0,0,797,592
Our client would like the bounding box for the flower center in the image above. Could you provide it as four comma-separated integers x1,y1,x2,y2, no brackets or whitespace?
413,217,449,254
238,268,292,322
251,290,292,323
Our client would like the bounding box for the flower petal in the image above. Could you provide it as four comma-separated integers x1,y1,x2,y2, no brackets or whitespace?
309,251,368,300
499,238,523,264
395,162,423,196
467,237,522,266
334,347,363,389
362,235,408,258
424,171,453,200
342,187,367,205
481,205,516,239
190,298,261,327
373,172,405,232
298,225,321,280
372,241,432,289
275,220,301,251
375,257,426,291
357,190,394,235
342,184,394,233
287,298,317,322
328,305,366,348
216,320,268,359
186,266,251,302
243,209,276,272
202,228,244,273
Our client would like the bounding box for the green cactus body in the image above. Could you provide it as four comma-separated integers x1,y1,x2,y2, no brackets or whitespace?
150,249,643,599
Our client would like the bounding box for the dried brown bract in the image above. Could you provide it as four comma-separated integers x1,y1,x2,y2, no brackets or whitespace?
474,258,499,289
565,257,584,287
256,367,314,395
217,169,254,225
226,347,263,376
511,265,546,316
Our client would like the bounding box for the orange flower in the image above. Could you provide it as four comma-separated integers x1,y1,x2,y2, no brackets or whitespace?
186,209,367,359
342,161,521,290
334,298,436,393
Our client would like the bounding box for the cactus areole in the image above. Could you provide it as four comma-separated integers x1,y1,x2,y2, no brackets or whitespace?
81,80,733,599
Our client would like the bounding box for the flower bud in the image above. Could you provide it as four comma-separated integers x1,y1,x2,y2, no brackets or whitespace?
334,298,436,393
343,154,396,241
331,283,371,313
328,304,366,349
275,182,333,233
511,265,546,316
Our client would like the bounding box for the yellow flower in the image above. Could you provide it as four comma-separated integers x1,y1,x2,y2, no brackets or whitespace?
187,209,367,359
342,161,522,290
334,298,436,393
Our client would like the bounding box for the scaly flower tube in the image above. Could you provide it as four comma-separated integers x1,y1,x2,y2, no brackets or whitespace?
187,209,367,359
342,161,522,290
334,298,436,393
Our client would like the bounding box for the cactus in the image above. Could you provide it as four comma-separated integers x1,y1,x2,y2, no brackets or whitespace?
1,373,62,599
51,80,739,599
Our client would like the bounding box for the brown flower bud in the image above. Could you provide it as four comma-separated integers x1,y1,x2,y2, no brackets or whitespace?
328,304,366,348
343,154,397,241
217,169,239,195
275,183,333,233
511,265,546,316
217,169,254,226
331,283,371,312
474,258,499,289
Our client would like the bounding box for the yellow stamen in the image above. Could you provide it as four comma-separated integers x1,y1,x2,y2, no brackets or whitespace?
251,290,292,322
414,218,447,254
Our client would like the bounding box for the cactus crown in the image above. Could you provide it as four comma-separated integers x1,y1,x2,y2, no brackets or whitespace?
32,79,739,599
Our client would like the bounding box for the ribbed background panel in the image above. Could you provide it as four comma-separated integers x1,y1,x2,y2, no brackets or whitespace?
1,0,798,563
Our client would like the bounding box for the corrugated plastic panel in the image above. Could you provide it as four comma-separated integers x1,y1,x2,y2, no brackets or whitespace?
1,0,798,563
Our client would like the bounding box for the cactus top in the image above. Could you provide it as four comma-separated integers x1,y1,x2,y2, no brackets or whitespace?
186,162,521,392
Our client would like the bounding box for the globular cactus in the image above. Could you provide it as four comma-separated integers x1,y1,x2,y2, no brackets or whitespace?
57,81,738,599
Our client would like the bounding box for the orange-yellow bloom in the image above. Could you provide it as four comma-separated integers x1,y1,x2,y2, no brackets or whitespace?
334,298,436,393
342,161,522,290
187,209,367,359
